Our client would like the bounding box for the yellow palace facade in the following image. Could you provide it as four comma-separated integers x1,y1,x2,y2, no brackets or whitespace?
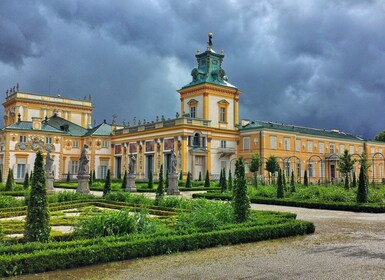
1,37,385,184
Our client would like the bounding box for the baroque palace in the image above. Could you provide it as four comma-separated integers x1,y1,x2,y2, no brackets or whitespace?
2,36,385,184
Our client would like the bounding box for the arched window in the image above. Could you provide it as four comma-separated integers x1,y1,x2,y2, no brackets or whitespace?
193,133,200,146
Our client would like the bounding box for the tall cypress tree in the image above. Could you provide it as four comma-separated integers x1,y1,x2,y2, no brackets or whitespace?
282,171,287,191
179,172,182,180
277,168,284,198
5,169,12,191
30,170,33,183
147,171,153,189
186,172,191,188
0,168,2,183
10,168,14,185
121,170,127,189
228,169,233,191
204,170,210,188
66,172,70,182
103,169,111,196
304,170,308,186
351,171,357,189
220,169,226,193
290,170,296,192
89,171,93,186
357,165,368,203
198,171,202,181
156,165,164,199
25,151,50,242
92,170,96,181
165,171,169,192
23,172,29,189
222,168,227,192
232,158,250,223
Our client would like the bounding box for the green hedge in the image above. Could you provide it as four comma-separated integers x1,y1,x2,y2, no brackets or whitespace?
0,220,314,276
192,193,385,213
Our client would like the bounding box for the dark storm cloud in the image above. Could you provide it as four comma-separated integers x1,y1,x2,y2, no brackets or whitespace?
0,0,384,138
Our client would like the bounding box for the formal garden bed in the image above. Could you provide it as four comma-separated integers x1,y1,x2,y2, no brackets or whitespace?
0,194,314,277
193,183,385,213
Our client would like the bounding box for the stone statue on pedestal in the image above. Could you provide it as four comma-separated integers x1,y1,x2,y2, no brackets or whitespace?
126,153,137,192
167,149,180,195
128,154,136,174
170,149,177,174
77,145,90,194
45,152,55,192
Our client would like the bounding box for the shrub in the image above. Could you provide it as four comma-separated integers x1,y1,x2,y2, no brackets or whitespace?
232,158,250,223
186,172,191,188
103,169,111,197
5,169,12,191
104,191,131,202
0,195,23,208
25,151,50,242
204,170,210,188
57,191,95,202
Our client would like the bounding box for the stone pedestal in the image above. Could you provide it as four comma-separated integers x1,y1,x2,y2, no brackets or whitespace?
125,174,137,192
167,173,180,195
46,175,55,193
77,174,90,194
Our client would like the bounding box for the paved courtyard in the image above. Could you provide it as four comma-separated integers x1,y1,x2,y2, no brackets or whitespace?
16,203,385,280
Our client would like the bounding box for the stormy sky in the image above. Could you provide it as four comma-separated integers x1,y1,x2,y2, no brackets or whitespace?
1,0,385,139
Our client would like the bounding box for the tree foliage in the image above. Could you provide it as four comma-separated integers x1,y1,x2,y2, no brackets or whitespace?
204,170,210,188
357,165,368,203
156,165,164,199
338,149,355,190
5,169,13,191
265,156,279,184
23,172,29,190
374,130,385,142
290,170,296,192
186,172,191,188
277,168,285,198
103,169,111,196
232,158,250,223
249,153,262,188
25,151,50,242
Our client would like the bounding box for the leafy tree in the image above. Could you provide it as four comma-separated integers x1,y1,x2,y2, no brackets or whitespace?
5,169,12,191
25,151,50,242
121,170,127,189
338,149,355,190
186,172,191,188
23,172,29,189
290,170,296,192
249,153,262,188
103,169,111,196
156,165,164,199
66,172,70,182
147,171,153,189
351,171,357,188
198,171,202,181
357,165,368,203
374,130,385,142
277,169,285,198
232,158,250,223
303,170,308,186
228,169,233,191
265,156,279,184
204,170,210,188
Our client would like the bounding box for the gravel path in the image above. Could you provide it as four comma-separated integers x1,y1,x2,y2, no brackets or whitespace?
14,204,385,280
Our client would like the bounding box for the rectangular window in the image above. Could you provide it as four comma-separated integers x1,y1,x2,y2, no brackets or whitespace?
73,141,79,148
100,165,107,179
270,136,277,150
102,140,108,148
17,164,25,179
243,137,250,151
320,162,325,178
330,143,335,154
307,141,313,153
220,107,226,122
296,162,301,177
220,140,226,148
284,138,290,151
349,145,354,155
308,162,314,178
190,106,196,118
70,161,79,175
340,144,345,154
45,137,52,144
358,146,363,155
371,148,375,155
296,140,301,152
284,161,290,177
19,135,26,143
319,142,324,154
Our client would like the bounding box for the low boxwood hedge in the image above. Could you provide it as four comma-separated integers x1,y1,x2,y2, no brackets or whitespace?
0,219,314,276
192,193,385,213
